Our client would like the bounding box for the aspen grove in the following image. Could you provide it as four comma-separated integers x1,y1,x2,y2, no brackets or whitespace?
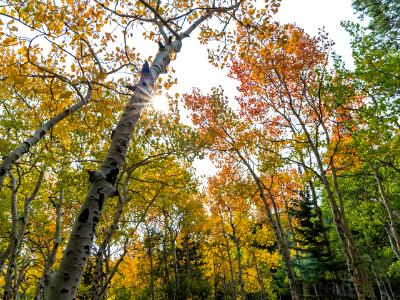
0,0,399,299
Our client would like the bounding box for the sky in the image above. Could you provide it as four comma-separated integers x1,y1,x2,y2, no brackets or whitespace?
154,0,363,181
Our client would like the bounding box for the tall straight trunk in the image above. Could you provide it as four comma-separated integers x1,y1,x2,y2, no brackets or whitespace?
225,242,237,300
3,168,44,299
333,163,375,299
212,258,219,300
371,167,400,258
231,148,301,300
229,218,245,300
232,237,245,300
143,223,155,300
221,224,237,300
35,187,64,300
259,192,300,300
46,37,183,299
170,230,179,300
147,232,155,300
321,166,374,299
315,164,371,298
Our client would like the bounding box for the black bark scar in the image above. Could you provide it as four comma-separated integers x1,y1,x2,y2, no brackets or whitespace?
78,209,89,223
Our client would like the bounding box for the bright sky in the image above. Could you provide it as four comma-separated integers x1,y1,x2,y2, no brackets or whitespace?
155,0,362,181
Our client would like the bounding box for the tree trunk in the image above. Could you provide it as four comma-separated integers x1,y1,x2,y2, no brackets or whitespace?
372,167,400,258
92,190,126,299
231,225,245,300
232,148,301,300
0,90,92,189
309,181,331,254
46,37,182,299
283,82,375,299
35,187,64,300
222,226,237,300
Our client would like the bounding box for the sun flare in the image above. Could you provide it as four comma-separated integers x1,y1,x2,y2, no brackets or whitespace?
151,94,170,113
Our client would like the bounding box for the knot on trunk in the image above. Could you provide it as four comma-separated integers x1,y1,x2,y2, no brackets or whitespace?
87,170,104,183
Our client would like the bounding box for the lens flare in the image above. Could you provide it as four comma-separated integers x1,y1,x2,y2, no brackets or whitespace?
151,94,170,113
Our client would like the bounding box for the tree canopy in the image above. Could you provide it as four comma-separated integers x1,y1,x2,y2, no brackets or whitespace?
0,0,399,299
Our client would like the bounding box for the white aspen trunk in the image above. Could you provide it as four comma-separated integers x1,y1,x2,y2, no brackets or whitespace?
35,188,63,300
0,90,92,189
44,3,241,297
231,147,301,300
372,167,400,258
46,38,182,300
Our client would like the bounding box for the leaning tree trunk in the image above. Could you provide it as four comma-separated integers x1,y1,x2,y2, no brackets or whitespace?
0,89,92,189
46,37,182,299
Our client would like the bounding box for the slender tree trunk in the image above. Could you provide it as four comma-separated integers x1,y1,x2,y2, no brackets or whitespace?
92,190,126,299
170,229,179,300
385,277,395,299
234,240,245,300
260,194,300,300
35,187,64,300
143,223,155,300
213,257,219,300
331,164,375,299
231,227,245,300
371,167,400,258
148,233,155,300
283,84,375,299
231,148,301,300
222,230,237,300
1,168,44,299
0,90,92,189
